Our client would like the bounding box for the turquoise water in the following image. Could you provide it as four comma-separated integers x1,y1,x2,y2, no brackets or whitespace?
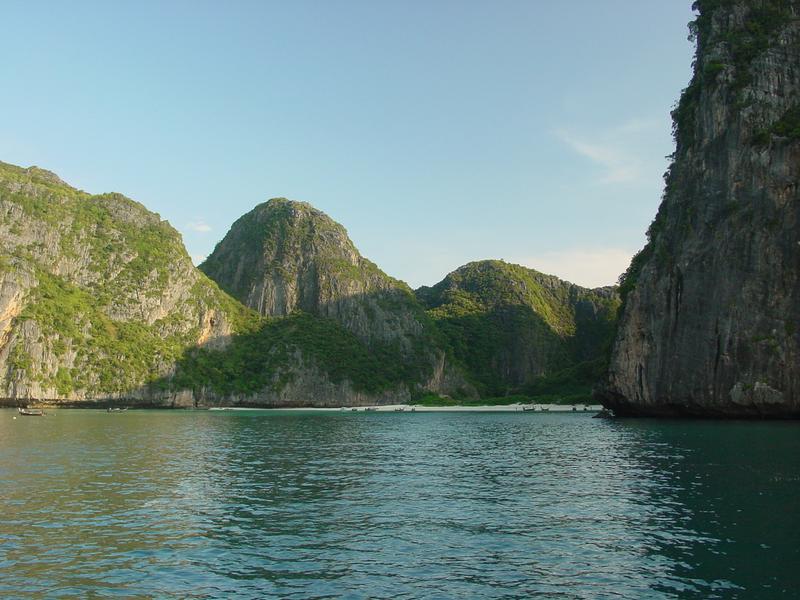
0,409,798,598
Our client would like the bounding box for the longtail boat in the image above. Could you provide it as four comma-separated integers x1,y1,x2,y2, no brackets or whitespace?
18,407,44,416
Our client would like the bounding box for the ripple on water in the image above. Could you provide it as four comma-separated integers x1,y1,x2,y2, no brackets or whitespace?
0,410,798,598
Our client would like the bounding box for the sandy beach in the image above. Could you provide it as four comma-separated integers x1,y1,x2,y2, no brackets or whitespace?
209,404,604,413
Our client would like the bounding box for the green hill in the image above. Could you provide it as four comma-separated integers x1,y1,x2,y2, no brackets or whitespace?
417,260,619,401
0,161,252,402
195,198,472,402
0,160,618,407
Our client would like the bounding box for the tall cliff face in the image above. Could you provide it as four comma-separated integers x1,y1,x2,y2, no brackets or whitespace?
0,166,469,406
603,1,800,417
0,161,246,402
200,200,362,314
417,261,619,398
199,198,472,398
202,199,417,346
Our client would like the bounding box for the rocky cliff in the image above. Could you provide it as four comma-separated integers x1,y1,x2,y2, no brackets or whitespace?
602,0,800,417
0,162,619,407
198,198,472,401
0,161,246,403
418,260,619,399
0,166,474,406
202,199,423,346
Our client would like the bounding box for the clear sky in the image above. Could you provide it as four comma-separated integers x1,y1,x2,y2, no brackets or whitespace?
1,1,696,289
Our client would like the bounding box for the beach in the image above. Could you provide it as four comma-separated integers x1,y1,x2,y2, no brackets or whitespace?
209,404,604,413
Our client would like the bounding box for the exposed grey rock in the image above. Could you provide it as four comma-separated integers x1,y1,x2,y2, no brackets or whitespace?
201,198,473,398
0,170,473,407
0,161,239,401
601,1,800,418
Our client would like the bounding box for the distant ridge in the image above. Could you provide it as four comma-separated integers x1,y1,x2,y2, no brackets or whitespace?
417,260,619,400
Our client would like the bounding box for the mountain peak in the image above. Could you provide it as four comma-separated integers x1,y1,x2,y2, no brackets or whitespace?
416,258,620,397
199,195,468,395
200,198,388,318
250,197,329,222
0,161,71,189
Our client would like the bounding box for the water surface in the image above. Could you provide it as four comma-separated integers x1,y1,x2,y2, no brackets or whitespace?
0,409,798,598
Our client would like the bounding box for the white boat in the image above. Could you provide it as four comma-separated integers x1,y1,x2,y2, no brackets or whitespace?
18,407,44,416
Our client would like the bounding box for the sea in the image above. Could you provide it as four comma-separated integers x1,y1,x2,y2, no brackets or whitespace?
0,409,798,598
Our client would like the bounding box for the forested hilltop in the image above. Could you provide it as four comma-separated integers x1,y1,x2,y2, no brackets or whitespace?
417,261,618,404
601,0,800,417
0,161,246,404
0,161,617,407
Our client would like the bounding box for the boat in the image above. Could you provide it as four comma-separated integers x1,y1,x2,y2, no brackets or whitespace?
107,407,128,413
18,407,44,416
593,408,615,419
521,405,536,412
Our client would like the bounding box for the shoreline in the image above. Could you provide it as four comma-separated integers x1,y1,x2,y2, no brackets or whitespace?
205,404,605,413
1,403,603,413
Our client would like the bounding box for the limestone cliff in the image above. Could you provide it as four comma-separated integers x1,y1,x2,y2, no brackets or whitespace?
0,166,473,406
602,0,800,417
0,165,473,406
202,199,423,347
0,163,615,407
418,260,619,399
197,198,472,399
0,161,243,402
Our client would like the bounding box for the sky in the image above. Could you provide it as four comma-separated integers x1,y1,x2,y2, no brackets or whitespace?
0,1,696,289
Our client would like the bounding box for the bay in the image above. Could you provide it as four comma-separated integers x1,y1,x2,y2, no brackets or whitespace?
0,409,798,598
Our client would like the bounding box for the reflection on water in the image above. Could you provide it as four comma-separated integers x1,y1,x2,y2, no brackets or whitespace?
0,410,798,598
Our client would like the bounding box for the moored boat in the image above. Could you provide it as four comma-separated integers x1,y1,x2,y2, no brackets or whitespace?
18,407,44,416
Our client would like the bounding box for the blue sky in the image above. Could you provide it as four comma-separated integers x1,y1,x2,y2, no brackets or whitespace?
1,1,695,288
